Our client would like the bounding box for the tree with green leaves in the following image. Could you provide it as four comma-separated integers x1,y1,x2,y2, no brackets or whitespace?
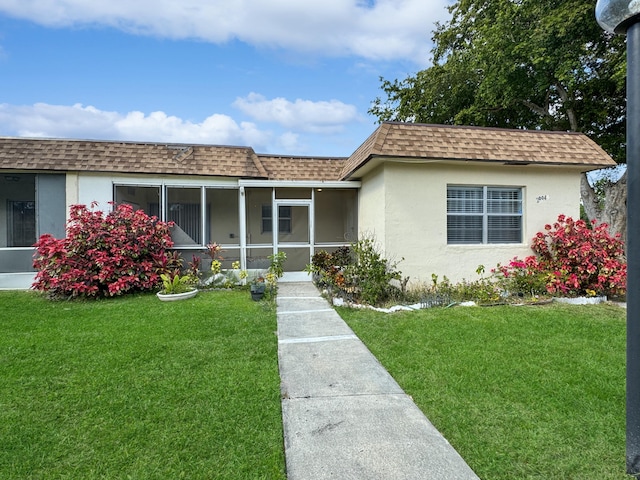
370,0,627,243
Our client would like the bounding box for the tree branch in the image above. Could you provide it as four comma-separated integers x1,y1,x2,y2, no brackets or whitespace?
521,99,549,118
555,82,578,131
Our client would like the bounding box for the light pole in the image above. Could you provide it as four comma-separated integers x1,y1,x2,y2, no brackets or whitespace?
596,0,640,475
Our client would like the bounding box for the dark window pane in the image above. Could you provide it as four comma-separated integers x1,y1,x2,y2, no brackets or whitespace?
447,215,483,244
7,200,36,246
262,205,272,233
488,216,522,243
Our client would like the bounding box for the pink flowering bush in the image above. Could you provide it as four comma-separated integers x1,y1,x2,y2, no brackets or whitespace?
496,215,626,297
33,203,179,299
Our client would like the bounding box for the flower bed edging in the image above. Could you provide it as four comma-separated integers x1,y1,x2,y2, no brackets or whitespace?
552,296,607,305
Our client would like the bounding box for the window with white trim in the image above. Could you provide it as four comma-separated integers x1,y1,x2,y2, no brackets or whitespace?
447,186,523,244
261,205,292,234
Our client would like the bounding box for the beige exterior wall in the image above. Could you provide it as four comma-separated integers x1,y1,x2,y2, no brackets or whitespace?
65,173,79,220
358,165,386,242
358,161,583,285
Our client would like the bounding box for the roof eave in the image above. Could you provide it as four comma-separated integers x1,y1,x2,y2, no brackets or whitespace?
340,154,617,179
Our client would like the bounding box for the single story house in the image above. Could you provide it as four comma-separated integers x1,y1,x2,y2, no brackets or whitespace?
0,122,616,289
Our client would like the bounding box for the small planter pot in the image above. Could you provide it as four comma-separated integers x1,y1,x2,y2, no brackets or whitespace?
251,291,265,301
250,283,266,301
156,289,198,302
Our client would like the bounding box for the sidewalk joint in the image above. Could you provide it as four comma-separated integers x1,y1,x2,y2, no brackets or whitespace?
278,308,334,315
278,334,357,344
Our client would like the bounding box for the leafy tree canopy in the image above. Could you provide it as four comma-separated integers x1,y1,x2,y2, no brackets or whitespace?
370,0,626,163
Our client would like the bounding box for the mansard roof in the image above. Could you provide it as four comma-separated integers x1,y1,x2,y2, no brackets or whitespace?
340,122,617,180
0,122,616,182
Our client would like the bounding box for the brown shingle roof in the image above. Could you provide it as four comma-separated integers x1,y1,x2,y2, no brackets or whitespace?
340,122,617,179
0,123,617,182
0,137,268,178
257,154,347,181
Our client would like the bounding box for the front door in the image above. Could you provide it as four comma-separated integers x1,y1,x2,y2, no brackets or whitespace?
275,200,312,274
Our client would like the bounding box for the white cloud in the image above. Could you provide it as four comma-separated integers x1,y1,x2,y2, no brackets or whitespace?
278,131,303,153
0,0,449,64
233,93,361,133
0,101,361,155
0,102,272,149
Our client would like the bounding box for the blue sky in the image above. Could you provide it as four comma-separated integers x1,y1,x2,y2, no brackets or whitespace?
0,0,451,157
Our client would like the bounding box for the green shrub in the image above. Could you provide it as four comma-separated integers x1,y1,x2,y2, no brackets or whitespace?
343,236,402,306
267,251,287,279
159,272,196,294
495,215,626,297
33,203,179,299
306,238,402,306
420,270,502,306
305,247,351,290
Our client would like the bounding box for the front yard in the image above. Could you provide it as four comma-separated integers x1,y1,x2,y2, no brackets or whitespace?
0,289,629,479
339,302,626,479
0,290,286,479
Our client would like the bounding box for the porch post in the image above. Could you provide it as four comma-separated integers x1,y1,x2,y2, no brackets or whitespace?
596,1,640,473
272,188,277,256
238,186,247,271
310,188,316,267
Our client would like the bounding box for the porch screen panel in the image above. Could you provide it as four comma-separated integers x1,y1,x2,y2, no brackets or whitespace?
245,188,273,245
0,248,36,273
246,247,272,270
277,247,311,271
167,187,201,245
36,174,66,240
275,188,311,199
278,205,308,243
114,185,161,217
315,189,357,244
206,188,240,245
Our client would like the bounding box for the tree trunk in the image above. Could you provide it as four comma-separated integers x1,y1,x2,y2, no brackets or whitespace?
580,170,627,249
580,172,600,221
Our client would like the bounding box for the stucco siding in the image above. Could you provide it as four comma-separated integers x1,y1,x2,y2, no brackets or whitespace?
65,173,79,221
77,175,114,211
374,162,582,285
357,165,386,242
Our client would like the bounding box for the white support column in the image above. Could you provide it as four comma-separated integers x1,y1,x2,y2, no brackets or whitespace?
272,188,277,256
201,186,206,245
310,188,315,262
239,186,247,270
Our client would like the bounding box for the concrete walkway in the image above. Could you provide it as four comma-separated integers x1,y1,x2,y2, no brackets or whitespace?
276,282,480,480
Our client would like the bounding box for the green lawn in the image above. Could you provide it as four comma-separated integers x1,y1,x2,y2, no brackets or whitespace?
0,290,286,480
338,303,627,480
1,289,628,479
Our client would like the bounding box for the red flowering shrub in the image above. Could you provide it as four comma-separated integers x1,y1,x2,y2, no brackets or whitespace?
33,203,179,299
496,215,626,297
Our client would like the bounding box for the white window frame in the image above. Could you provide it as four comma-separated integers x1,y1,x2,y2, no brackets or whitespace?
447,185,523,244
261,204,292,234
